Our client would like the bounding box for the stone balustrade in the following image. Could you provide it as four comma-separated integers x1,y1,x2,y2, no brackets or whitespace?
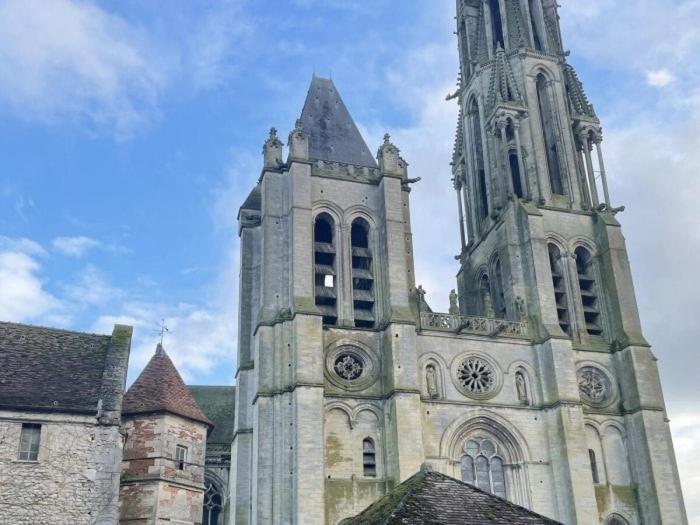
419,312,530,338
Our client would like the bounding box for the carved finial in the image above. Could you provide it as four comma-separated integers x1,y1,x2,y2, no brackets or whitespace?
294,119,304,132
383,133,391,145
270,127,278,139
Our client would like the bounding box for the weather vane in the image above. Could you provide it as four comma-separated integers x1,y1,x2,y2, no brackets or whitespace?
157,319,169,345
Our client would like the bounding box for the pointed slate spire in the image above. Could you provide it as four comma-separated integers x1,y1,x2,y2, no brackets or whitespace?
299,76,377,168
563,64,597,119
122,344,212,426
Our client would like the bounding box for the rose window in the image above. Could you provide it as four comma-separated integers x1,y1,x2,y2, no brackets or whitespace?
577,366,611,404
457,357,495,394
334,353,364,380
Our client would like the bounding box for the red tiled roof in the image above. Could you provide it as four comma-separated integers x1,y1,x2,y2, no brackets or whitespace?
122,344,212,426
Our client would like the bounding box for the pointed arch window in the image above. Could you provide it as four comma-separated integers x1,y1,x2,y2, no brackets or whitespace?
202,482,223,525
575,247,603,336
461,438,507,499
492,258,507,319
489,0,505,50
506,124,524,198
314,213,337,325
469,99,489,223
362,438,377,477
536,74,565,196
351,219,375,328
548,243,571,334
588,448,600,484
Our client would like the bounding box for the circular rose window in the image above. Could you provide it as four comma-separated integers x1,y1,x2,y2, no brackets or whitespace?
457,357,495,395
334,353,364,380
577,366,612,405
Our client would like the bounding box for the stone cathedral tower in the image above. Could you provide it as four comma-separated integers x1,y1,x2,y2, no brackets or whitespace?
229,2,687,524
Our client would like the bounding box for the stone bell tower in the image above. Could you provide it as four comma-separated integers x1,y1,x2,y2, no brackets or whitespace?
451,0,687,523
230,76,424,525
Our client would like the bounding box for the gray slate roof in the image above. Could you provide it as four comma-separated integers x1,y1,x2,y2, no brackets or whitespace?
0,322,132,416
345,469,563,525
188,385,236,446
299,76,378,168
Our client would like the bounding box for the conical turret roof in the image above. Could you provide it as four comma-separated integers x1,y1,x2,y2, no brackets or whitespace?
122,343,212,426
299,76,377,168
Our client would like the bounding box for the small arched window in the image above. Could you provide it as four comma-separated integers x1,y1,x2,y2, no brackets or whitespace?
314,213,337,325
489,0,505,50
548,244,571,335
362,438,376,477
461,438,506,499
588,448,600,484
202,482,223,525
605,515,630,525
536,74,565,196
575,247,603,336
351,219,375,328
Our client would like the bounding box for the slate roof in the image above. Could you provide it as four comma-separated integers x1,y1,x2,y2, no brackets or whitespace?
299,76,378,168
240,184,261,212
0,321,132,416
345,469,563,525
122,344,212,427
188,385,235,446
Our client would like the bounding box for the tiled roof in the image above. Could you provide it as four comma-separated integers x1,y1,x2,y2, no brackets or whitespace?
0,321,132,416
299,76,378,168
345,469,563,525
122,344,212,427
188,385,235,446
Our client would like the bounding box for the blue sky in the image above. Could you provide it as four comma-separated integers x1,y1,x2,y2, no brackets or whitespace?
1,0,699,518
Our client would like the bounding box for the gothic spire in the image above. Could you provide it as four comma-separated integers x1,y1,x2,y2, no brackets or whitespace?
486,44,522,112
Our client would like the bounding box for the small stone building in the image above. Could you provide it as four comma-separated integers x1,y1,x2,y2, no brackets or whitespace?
119,343,213,524
0,321,132,525
189,385,236,525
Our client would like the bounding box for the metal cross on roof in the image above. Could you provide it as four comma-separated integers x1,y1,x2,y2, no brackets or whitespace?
157,319,169,346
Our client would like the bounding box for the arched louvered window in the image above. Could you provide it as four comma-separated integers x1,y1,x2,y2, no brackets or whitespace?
351,219,375,328
548,244,571,334
461,438,507,499
314,213,337,325
469,99,489,222
528,0,544,51
362,438,376,477
489,0,505,50
589,448,600,484
536,74,565,196
575,247,603,336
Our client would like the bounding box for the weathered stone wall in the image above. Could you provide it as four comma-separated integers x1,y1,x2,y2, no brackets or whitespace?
0,410,122,525
119,413,207,524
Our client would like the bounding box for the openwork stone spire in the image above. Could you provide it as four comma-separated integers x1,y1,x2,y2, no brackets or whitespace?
564,64,598,120
486,45,523,111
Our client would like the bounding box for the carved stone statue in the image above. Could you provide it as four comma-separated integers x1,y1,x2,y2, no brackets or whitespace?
483,290,494,318
515,296,527,321
416,285,427,312
516,372,529,406
449,289,459,315
426,365,439,399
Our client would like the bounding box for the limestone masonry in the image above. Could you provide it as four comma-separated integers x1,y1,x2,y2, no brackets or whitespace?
230,1,688,524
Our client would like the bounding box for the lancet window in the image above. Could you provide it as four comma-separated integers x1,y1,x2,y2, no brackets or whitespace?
314,213,338,325
528,0,544,51
589,448,600,484
548,243,571,334
351,219,375,328
489,0,505,50
468,99,489,224
460,438,506,499
202,482,223,525
492,259,507,319
575,247,603,336
536,74,565,196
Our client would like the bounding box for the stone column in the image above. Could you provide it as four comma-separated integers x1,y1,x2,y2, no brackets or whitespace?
454,176,467,250
580,133,599,207
498,119,516,198
594,137,611,206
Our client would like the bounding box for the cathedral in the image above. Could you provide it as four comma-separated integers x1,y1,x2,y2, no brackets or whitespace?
230,1,688,524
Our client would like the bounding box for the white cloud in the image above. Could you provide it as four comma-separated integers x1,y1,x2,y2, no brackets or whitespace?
60,265,121,306
0,236,46,257
0,0,168,136
52,235,100,257
646,68,676,87
0,250,59,322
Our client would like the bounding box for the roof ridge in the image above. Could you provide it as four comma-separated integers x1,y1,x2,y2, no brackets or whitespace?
0,320,111,338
